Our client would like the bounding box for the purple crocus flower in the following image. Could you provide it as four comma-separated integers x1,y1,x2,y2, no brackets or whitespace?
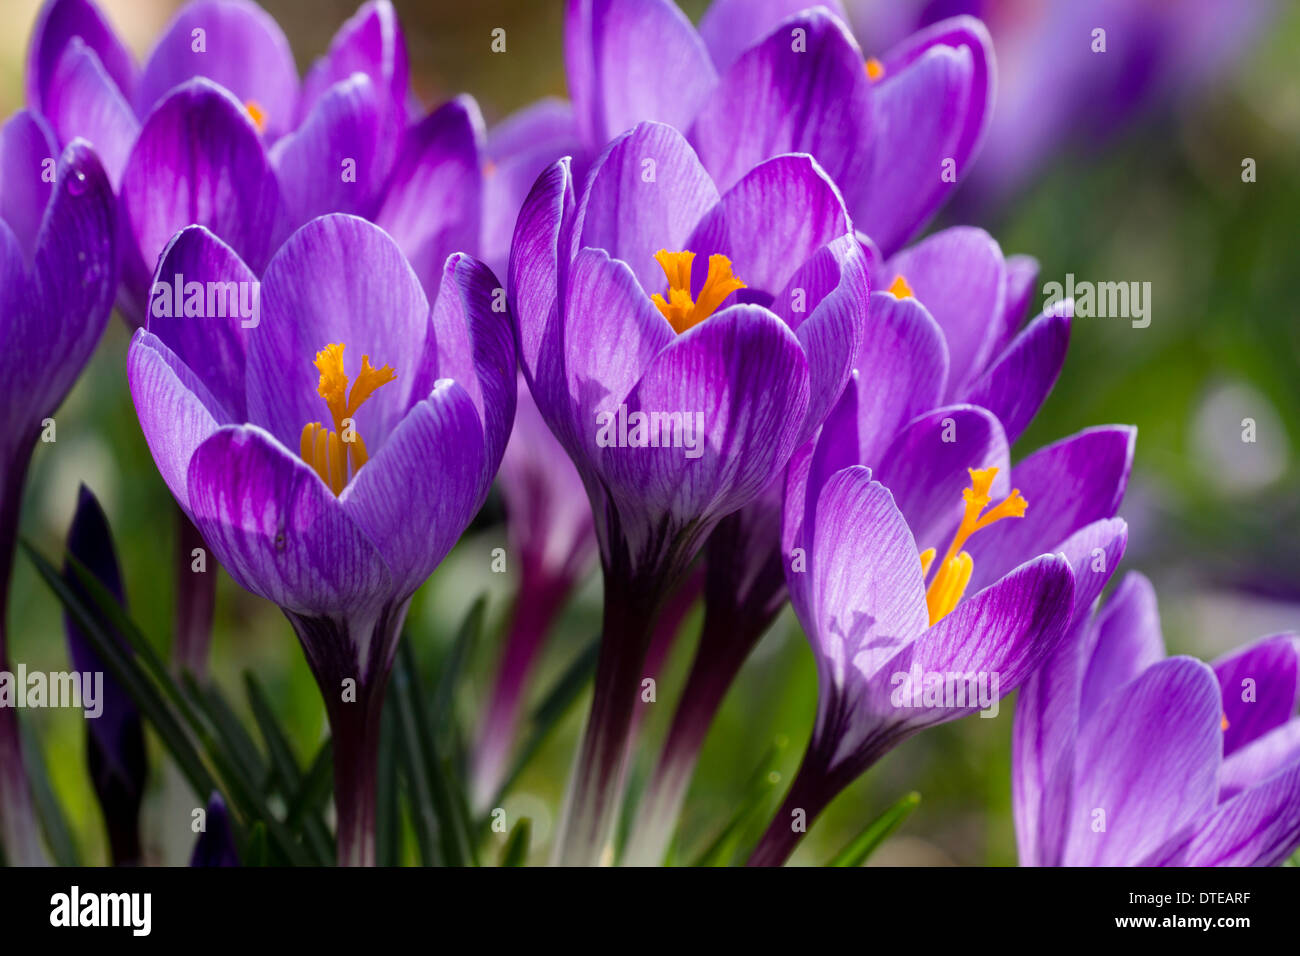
190,792,240,867
841,0,1273,207
510,120,869,863
1015,571,1300,866
471,378,598,811
625,224,1066,863
745,384,1134,863
127,213,514,865
28,0,487,680
484,0,993,266
64,485,147,867
0,111,116,867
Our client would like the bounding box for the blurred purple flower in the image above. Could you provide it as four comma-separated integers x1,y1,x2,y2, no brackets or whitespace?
1016,571,1300,866
746,395,1134,863
510,120,869,862
190,792,240,866
126,213,514,864
626,224,1067,863
842,0,1273,207
485,0,994,265
64,484,147,867
0,110,117,867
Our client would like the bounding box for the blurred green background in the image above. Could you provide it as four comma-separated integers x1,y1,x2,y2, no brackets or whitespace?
3,0,1297,866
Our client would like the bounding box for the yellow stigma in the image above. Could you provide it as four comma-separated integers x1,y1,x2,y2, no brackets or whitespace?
651,250,746,334
299,342,395,495
245,99,268,134
1221,713,1230,731
888,274,914,299
919,467,1027,625
865,57,886,82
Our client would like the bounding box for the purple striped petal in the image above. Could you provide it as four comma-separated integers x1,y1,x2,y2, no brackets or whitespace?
964,425,1136,592
993,253,1040,354
575,121,718,295
186,424,392,616
0,110,57,258
1061,657,1221,866
566,0,716,151
43,39,139,189
119,78,285,321
27,0,137,113
270,74,383,225
245,214,429,453
692,9,874,215
136,0,299,139
1214,633,1300,757
1052,517,1129,622
697,0,849,72
1220,720,1300,801
340,380,487,599
146,225,255,420
374,96,484,300
298,0,407,130
1079,571,1164,720
960,304,1069,444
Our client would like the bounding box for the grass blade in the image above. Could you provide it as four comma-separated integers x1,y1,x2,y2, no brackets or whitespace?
826,791,921,867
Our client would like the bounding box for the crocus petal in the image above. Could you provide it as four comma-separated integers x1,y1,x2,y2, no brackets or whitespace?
1061,657,1221,866
691,9,874,215
23,140,117,425
246,214,429,453
566,0,716,151
411,252,518,480
0,110,58,258
127,329,231,514
270,73,383,225
508,159,582,455
190,793,239,866
1148,759,1300,867
27,0,137,113
805,468,929,683
1052,517,1129,622
964,425,1136,592
697,0,849,73
575,121,719,295
772,233,870,442
298,0,408,126
960,305,1069,444
685,153,851,296
873,404,1010,552
602,304,810,551
186,424,392,616
375,96,484,300
849,291,949,465
1214,633,1300,756
341,380,486,599
993,253,1040,354
885,226,1006,395
483,98,581,278
136,0,299,139
145,225,256,420
119,79,285,320
884,553,1074,731
856,45,971,256
561,247,675,466
1079,571,1165,719
1219,719,1300,801
44,39,140,189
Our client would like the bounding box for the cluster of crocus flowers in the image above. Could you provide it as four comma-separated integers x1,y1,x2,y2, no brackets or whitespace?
1015,572,1300,866
0,110,117,866
127,214,515,864
510,119,871,863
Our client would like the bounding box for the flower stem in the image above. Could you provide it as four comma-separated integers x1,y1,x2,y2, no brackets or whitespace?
171,504,215,680
0,452,48,866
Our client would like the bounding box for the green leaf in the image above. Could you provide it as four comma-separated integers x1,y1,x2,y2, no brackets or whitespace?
826,791,921,867
491,635,599,810
499,817,532,866
285,742,332,832
691,738,788,867
19,720,80,866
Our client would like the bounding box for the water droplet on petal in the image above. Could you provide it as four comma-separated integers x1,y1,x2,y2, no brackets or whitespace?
67,169,88,196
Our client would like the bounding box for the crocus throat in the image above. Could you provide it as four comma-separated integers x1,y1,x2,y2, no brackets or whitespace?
651,250,746,334
245,100,268,134
865,57,886,82
919,467,1027,626
299,343,396,496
